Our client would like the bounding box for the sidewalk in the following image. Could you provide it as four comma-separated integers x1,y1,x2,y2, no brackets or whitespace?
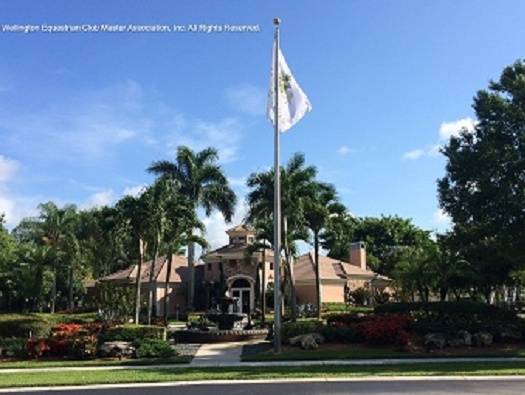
190,341,254,366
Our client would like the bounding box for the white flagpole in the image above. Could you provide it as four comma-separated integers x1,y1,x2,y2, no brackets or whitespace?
272,17,282,354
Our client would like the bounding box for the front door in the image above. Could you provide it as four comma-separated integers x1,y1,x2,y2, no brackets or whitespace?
230,278,252,314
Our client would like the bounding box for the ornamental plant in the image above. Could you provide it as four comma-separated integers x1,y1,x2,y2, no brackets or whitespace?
351,314,412,347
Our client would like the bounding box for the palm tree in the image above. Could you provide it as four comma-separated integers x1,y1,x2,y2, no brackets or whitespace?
17,243,56,312
142,179,172,325
147,146,237,309
246,152,320,321
34,202,78,313
303,183,346,317
116,192,150,324
159,182,209,322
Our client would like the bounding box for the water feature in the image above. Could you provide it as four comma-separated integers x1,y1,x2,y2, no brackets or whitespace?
175,294,269,343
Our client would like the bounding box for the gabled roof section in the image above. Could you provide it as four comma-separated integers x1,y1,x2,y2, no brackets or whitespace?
226,224,254,234
99,254,189,283
294,253,386,282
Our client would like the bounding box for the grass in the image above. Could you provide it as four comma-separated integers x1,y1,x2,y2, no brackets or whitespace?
2,362,525,388
0,356,192,369
242,345,525,362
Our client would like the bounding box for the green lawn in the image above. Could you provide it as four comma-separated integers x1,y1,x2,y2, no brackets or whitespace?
2,362,525,388
242,346,525,362
0,356,192,369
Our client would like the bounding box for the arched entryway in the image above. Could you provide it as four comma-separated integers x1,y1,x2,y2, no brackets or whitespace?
229,277,253,314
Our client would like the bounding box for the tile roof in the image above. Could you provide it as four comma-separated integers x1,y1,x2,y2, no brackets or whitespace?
98,254,189,283
294,253,384,282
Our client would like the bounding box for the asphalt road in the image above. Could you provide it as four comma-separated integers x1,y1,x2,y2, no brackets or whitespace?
5,378,525,395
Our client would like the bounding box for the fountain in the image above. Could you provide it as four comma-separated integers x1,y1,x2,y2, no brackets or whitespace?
175,293,269,343
206,295,245,330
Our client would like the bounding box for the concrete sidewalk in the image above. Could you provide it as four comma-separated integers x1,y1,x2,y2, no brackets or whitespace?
190,341,252,366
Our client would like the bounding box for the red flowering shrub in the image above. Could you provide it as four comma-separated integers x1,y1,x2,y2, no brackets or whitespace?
27,323,101,359
351,314,412,347
27,338,50,358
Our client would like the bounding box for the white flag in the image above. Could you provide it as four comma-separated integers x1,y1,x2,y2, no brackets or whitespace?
267,44,312,132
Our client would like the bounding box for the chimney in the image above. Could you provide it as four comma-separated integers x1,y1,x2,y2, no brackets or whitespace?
349,242,367,271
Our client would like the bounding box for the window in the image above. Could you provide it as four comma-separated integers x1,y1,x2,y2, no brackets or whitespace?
228,259,237,268
269,262,273,271
207,263,212,271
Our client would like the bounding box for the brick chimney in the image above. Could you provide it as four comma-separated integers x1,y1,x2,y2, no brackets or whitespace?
349,242,367,271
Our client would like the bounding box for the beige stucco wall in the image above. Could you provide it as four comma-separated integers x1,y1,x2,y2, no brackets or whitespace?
295,281,347,305
322,283,346,303
295,283,316,305
155,283,186,317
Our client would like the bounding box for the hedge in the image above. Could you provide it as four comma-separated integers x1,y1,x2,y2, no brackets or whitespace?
98,324,166,344
0,315,53,338
281,320,324,343
375,301,518,321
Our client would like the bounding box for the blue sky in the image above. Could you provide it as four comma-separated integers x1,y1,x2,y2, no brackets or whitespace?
1,1,524,250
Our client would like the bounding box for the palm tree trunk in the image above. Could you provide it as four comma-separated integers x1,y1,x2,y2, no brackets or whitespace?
134,238,144,324
51,264,57,313
261,247,266,325
68,263,74,310
314,232,321,319
148,234,161,325
187,229,195,310
163,250,173,324
283,217,297,322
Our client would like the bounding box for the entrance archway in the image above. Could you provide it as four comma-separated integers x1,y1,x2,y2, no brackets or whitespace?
229,277,253,314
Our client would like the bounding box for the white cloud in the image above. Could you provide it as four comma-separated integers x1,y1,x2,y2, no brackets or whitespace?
81,189,115,209
439,117,476,141
199,200,249,256
402,117,477,161
167,117,243,164
336,145,356,155
226,85,266,116
402,149,425,160
432,209,451,225
122,184,147,197
0,156,19,183
0,80,144,164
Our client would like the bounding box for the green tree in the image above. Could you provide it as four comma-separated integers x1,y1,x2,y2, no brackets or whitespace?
18,202,78,313
246,153,321,321
323,215,431,276
116,193,150,323
147,146,237,310
0,215,21,311
303,184,346,317
438,60,525,274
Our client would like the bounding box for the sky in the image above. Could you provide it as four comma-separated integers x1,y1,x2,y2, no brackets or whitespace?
1,0,524,252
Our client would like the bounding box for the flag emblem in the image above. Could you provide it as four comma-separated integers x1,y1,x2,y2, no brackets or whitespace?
267,45,312,132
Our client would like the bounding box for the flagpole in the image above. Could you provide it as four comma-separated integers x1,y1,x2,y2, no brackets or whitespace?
272,17,282,354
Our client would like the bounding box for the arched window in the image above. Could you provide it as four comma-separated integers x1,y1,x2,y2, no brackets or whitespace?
231,278,250,288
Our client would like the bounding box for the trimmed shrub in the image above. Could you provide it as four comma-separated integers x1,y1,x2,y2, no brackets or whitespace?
98,325,166,344
0,317,52,339
375,301,521,336
0,338,27,358
351,314,412,347
375,301,517,321
132,338,177,359
281,320,324,343
321,325,361,343
325,313,363,326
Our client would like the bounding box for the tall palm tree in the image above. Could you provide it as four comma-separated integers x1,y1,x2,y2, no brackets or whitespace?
246,152,319,320
147,146,237,309
116,192,150,324
142,179,171,325
303,183,346,317
35,202,78,313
